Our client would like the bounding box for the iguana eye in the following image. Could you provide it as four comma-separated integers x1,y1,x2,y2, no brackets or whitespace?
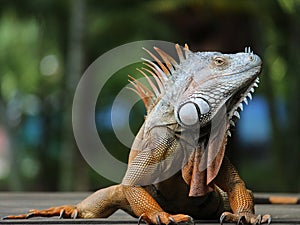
214,56,225,66
177,98,210,126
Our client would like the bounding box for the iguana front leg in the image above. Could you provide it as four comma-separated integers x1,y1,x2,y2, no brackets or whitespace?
215,157,271,224
122,125,194,224
4,185,133,219
124,185,192,224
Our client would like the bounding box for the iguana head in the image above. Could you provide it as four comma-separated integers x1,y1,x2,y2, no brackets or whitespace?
130,44,262,132
173,47,262,132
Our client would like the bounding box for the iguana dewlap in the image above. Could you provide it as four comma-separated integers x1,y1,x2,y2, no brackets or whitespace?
4,44,271,224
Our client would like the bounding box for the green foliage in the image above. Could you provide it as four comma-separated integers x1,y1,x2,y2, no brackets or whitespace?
0,12,39,99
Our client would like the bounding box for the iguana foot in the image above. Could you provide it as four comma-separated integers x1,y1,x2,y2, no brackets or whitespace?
3,205,79,219
220,212,271,224
138,212,194,225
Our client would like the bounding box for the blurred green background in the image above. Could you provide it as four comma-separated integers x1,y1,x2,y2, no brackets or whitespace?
0,0,299,192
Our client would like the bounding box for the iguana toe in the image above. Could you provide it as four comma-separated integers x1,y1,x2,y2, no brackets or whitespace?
138,212,193,224
3,205,79,220
262,214,272,224
220,211,272,224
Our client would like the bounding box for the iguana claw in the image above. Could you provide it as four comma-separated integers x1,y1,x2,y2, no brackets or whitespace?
58,209,64,219
156,215,161,224
188,216,195,225
256,214,262,224
264,214,272,225
2,205,78,220
138,215,143,225
220,213,226,225
237,215,245,224
169,216,177,224
219,211,271,224
25,213,35,219
137,212,193,224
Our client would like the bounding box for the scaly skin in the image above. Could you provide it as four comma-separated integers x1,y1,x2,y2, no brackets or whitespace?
215,157,271,224
4,45,271,224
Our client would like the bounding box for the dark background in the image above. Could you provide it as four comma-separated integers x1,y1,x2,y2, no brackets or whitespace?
0,0,299,193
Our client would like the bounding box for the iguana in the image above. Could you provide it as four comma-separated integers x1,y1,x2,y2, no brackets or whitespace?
4,44,271,224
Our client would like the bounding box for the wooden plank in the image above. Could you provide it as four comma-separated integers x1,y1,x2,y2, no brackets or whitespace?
255,193,300,204
0,192,299,224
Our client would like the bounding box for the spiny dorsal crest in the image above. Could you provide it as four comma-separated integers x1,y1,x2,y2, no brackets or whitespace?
128,44,190,111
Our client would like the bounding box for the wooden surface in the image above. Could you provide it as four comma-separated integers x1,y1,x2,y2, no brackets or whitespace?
0,192,299,224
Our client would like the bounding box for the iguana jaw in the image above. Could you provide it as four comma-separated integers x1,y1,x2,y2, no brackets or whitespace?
226,70,261,134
